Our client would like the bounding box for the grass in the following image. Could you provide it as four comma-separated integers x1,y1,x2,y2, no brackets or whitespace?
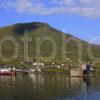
43,67,70,74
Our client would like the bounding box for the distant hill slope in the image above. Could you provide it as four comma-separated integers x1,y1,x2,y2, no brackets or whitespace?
0,22,100,65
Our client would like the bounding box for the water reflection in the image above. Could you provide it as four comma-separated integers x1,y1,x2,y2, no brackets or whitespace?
29,74,44,85
0,74,99,100
83,76,91,95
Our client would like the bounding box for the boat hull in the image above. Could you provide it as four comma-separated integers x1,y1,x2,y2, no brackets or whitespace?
0,72,13,76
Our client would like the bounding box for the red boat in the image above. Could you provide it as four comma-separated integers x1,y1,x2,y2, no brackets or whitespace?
0,68,14,76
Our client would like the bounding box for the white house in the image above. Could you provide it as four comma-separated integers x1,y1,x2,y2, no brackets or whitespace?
33,63,45,67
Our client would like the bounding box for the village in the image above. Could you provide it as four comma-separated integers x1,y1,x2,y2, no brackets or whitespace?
0,57,96,77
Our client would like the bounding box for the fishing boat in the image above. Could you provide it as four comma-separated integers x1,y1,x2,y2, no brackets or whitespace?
0,68,13,76
16,67,30,74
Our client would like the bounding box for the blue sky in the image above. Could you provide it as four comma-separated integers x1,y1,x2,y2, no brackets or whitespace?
0,0,100,44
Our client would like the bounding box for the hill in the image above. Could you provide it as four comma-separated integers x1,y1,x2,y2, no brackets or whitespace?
0,22,100,66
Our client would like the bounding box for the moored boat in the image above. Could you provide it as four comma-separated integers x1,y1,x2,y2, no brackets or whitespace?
0,68,13,76
16,67,30,74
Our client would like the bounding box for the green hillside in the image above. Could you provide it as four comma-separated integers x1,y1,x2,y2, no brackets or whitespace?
0,22,100,66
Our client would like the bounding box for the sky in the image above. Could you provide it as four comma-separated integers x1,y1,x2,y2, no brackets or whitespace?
0,0,100,44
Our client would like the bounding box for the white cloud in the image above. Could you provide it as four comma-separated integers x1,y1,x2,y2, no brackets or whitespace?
79,0,100,6
16,0,45,13
0,0,100,18
52,0,77,6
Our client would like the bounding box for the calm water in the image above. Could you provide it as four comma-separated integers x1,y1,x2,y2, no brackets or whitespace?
0,73,100,100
